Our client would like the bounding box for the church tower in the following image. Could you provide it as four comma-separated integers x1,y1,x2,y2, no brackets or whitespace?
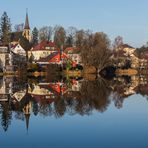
22,10,31,42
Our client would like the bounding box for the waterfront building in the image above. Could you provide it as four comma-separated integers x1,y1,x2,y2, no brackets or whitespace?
28,40,58,61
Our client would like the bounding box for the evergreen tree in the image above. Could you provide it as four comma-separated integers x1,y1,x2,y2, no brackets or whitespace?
20,36,32,61
20,35,31,51
0,102,12,132
32,27,39,46
0,12,11,45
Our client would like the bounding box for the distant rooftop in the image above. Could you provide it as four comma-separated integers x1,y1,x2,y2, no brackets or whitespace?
32,40,57,51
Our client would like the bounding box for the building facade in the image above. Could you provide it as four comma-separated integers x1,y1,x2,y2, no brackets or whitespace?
28,40,58,61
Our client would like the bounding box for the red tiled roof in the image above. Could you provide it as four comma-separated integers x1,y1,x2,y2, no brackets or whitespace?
32,40,56,51
38,52,69,63
37,51,59,63
64,47,80,54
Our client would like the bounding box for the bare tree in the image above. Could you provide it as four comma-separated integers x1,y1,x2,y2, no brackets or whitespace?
113,36,123,50
65,26,77,47
39,26,53,42
81,32,111,72
14,23,24,32
53,25,66,48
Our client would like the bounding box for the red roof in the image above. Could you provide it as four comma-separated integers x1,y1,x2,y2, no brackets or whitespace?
32,40,56,51
38,52,69,63
49,83,68,94
64,47,80,54
38,51,59,63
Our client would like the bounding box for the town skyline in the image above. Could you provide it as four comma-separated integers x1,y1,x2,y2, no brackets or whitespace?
1,0,148,47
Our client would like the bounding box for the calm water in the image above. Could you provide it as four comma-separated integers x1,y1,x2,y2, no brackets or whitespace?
0,75,148,148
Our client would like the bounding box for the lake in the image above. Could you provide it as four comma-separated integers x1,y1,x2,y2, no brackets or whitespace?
0,75,148,148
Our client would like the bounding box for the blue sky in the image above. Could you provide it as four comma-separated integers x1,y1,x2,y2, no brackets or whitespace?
0,0,148,47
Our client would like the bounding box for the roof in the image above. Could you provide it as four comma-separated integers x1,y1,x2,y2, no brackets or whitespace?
11,43,19,49
64,47,80,54
37,51,59,62
24,12,30,29
37,51,69,63
32,40,56,51
118,44,134,49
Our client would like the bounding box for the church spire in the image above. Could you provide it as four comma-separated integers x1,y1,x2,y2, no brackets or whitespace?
24,8,30,29
25,113,30,131
22,9,31,42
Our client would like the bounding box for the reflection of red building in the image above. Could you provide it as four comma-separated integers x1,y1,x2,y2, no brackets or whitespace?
28,82,68,105
49,82,68,94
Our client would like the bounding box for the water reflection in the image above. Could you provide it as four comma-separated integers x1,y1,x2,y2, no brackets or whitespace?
0,74,148,132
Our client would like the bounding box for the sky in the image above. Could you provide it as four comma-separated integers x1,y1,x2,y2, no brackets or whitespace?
0,0,148,47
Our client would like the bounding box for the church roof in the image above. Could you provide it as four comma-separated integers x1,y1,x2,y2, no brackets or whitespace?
24,12,30,29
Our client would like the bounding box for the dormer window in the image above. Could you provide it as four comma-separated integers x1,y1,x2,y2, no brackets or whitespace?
45,47,50,50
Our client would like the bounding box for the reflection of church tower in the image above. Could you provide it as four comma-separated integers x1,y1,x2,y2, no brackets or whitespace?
23,101,32,131
22,10,31,42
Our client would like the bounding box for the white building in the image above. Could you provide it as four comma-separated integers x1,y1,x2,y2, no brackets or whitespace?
28,40,58,61
11,43,26,57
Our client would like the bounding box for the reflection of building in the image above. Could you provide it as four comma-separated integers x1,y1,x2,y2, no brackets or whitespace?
28,83,54,96
0,46,13,72
71,79,82,91
112,75,141,108
12,90,27,102
28,82,68,97
0,77,13,102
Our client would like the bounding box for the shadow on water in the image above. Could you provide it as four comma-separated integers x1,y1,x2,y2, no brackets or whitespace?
0,70,148,131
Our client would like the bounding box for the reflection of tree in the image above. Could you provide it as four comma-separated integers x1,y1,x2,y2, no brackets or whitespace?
0,102,12,132
39,104,50,117
54,97,66,118
14,111,24,121
32,100,39,116
80,78,111,113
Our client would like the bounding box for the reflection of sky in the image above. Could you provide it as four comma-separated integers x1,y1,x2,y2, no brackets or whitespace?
0,94,148,148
